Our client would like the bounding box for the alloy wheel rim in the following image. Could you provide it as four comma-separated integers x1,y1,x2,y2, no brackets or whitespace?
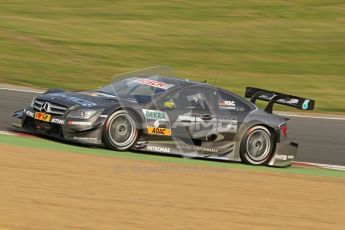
109,113,136,147
246,129,271,161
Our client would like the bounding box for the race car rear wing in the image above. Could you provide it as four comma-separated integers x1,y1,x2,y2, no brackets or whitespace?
245,87,315,113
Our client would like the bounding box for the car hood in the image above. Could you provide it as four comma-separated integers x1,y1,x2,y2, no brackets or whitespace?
35,91,137,108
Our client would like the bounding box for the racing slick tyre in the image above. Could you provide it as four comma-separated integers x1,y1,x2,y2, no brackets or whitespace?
103,110,139,151
240,125,273,165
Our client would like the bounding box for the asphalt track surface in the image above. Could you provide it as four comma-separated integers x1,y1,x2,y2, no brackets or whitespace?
0,88,344,166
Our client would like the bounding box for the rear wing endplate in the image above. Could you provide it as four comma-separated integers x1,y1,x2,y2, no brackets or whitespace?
245,87,315,113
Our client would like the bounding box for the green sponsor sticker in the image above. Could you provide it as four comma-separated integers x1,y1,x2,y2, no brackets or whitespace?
143,109,168,121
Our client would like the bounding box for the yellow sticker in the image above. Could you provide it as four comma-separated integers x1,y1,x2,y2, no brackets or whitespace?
34,112,51,122
147,127,172,136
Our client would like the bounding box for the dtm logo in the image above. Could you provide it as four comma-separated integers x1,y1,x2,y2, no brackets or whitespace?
40,102,50,112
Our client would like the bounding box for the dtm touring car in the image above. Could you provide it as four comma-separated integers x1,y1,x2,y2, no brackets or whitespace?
13,67,315,167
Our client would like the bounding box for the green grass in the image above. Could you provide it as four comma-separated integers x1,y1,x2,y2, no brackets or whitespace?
0,0,344,112
0,134,344,177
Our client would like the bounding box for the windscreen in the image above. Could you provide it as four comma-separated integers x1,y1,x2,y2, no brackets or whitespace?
98,66,178,103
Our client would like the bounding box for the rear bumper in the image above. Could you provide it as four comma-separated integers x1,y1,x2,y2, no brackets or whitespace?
268,142,298,167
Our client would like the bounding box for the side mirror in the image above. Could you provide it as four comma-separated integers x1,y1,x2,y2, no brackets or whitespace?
163,101,175,109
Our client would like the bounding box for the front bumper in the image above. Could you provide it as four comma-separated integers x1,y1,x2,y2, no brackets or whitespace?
268,142,298,167
17,107,107,145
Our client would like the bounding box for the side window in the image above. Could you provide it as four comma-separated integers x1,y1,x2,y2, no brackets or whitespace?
174,87,217,111
218,91,250,112
185,93,209,110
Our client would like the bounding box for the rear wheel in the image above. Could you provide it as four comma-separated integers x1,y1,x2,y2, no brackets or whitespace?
240,126,273,165
103,110,138,150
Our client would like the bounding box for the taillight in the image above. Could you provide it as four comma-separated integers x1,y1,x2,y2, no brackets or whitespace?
280,124,288,138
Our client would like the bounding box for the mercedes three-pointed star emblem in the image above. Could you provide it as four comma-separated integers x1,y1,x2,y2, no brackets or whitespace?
40,102,50,113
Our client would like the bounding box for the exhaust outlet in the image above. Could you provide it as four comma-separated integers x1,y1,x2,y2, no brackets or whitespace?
206,133,218,142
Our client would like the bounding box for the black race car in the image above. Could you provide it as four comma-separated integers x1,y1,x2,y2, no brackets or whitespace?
13,67,315,167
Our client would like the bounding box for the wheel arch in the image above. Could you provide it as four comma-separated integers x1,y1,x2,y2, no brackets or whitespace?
235,120,278,142
103,106,146,132
234,120,279,162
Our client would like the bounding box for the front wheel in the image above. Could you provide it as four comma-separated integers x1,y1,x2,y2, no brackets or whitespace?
103,110,138,150
240,125,273,165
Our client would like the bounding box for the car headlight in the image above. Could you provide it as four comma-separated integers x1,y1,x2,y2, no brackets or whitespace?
66,109,99,119
30,97,36,108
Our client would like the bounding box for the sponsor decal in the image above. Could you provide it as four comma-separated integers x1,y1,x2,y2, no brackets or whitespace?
68,121,92,126
259,94,272,100
287,155,295,160
142,109,168,121
51,118,65,125
277,98,299,105
147,127,171,136
219,100,236,110
219,100,235,107
153,120,160,128
275,154,295,161
275,154,287,161
179,145,219,153
25,110,34,118
72,137,97,141
135,78,174,90
142,109,172,135
147,145,170,153
302,99,310,110
173,114,238,133
34,112,51,122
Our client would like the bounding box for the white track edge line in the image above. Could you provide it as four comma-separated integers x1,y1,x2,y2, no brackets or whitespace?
0,87,43,94
279,114,345,121
0,131,16,136
293,161,345,171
